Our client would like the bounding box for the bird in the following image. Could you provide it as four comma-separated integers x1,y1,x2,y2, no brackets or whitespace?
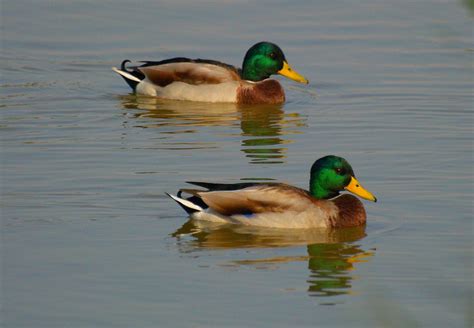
166,155,377,229
112,41,308,104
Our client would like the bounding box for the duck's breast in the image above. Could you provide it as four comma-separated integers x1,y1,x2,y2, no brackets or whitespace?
237,79,285,104
329,194,367,227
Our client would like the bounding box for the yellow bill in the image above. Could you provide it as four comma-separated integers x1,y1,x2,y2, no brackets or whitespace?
344,176,377,202
278,61,309,84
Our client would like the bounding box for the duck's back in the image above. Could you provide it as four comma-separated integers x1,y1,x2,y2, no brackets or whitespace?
136,59,242,102
191,184,338,228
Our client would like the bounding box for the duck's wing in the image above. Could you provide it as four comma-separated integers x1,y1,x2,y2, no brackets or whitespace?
135,58,241,87
175,182,265,213
139,58,239,73
185,181,264,191
197,184,314,216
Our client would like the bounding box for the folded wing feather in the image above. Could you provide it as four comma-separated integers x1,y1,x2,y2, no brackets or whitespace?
199,185,314,216
139,62,241,87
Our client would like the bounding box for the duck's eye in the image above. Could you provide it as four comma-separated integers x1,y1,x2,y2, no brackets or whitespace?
335,168,346,175
269,52,276,59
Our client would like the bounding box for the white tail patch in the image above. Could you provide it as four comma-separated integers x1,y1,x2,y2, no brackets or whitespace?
112,67,141,82
166,193,203,212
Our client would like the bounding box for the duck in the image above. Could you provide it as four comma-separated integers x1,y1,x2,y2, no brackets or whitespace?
166,155,377,229
112,41,308,104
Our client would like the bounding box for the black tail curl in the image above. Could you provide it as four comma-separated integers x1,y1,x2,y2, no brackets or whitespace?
121,59,132,72
117,59,144,91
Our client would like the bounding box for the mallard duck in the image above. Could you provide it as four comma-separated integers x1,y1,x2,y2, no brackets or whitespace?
112,41,308,104
167,155,377,229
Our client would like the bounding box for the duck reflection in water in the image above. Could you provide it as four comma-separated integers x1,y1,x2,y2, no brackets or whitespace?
306,242,373,298
119,95,306,164
172,220,374,299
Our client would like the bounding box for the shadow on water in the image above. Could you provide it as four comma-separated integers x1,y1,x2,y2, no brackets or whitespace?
118,95,306,164
172,220,374,300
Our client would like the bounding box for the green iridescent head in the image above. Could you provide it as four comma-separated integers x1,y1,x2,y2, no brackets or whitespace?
309,155,377,202
241,42,308,83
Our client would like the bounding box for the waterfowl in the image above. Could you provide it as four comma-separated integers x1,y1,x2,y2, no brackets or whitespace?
112,42,308,104
167,155,377,229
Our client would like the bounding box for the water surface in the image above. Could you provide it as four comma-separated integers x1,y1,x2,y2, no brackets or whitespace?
2,0,473,327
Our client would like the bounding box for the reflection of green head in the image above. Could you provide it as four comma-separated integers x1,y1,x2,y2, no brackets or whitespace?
307,243,353,297
309,155,354,199
307,241,373,297
241,42,286,81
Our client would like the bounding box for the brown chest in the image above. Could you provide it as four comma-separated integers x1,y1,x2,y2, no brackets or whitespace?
329,195,367,228
237,80,285,104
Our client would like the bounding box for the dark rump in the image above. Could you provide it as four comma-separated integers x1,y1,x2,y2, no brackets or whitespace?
118,60,143,91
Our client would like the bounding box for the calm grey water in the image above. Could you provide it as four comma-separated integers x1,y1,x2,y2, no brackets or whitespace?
2,0,473,327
